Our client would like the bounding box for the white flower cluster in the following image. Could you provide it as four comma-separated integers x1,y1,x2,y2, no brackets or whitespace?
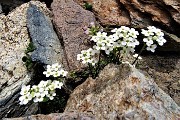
19,80,63,105
19,63,67,105
141,26,166,52
77,48,99,66
43,63,68,77
77,26,140,65
111,26,139,55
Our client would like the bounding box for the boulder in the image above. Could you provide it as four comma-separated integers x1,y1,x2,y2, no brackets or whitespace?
75,0,180,33
51,0,96,71
137,54,180,106
27,4,64,65
0,1,51,119
3,112,95,120
65,64,180,119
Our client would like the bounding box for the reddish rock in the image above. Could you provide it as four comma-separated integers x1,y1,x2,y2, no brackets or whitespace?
75,0,180,34
51,0,96,71
75,0,130,26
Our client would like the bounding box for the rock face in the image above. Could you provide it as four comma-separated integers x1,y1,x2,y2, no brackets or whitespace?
75,0,180,52
65,64,180,119
75,0,130,26
75,0,180,33
27,4,63,65
138,54,180,106
0,1,51,119
3,112,95,120
51,0,96,71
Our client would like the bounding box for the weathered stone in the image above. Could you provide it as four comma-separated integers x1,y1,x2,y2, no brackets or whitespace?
0,4,2,14
75,0,130,26
0,1,51,119
65,64,180,119
3,112,95,120
27,4,63,65
160,32,180,51
51,0,96,71
75,0,180,35
137,54,180,106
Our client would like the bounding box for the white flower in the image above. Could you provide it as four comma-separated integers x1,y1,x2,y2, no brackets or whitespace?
19,94,32,105
143,38,153,46
133,54,142,60
52,80,63,89
43,70,52,77
51,63,61,71
59,69,68,77
77,54,83,60
146,44,157,52
156,37,166,46
20,85,30,96
128,28,139,38
33,93,44,102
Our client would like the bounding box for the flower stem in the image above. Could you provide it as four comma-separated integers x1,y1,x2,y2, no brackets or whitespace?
132,43,146,65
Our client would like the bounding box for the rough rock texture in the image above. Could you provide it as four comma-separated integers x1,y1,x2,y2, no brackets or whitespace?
51,0,96,71
75,0,130,26
138,54,180,106
3,112,95,120
65,64,180,120
27,4,63,65
0,4,2,14
75,0,180,33
160,32,180,51
0,1,51,119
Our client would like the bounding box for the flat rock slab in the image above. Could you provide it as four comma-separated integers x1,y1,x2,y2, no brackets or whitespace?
0,1,51,119
51,0,96,71
3,112,95,120
65,64,180,119
27,4,63,65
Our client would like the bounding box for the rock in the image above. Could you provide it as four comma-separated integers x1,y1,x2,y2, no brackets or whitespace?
75,0,180,34
0,1,51,119
3,112,95,120
137,54,180,106
75,0,130,26
160,32,180,52
65,64,180,119
0,4,2,14
51,0,96,71
75,0,180,52
27,4,64,65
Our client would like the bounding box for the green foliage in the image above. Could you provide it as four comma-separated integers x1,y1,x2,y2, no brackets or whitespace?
84,2,93,11
25,42,36,54
22,55,33,70
22,41,36,70
39,90,69,113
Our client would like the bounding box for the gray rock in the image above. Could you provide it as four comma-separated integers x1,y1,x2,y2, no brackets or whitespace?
27,4,64,65
0,4,2,14
0,1,52,119
3,112,96,120
65,63,180,120
51,0,96,71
